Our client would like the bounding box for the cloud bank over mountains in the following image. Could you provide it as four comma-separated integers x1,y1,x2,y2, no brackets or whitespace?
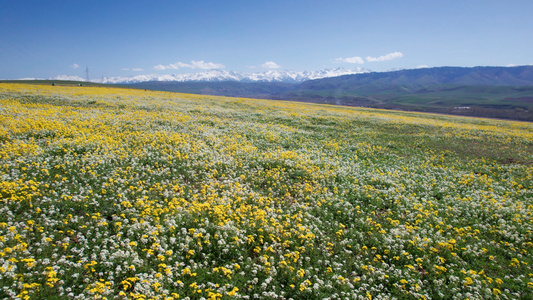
150,50,404,73
153,60,226,71
366,52,404,62
335,52,404,64
335,56,365,64
53,52,403,84
261,61,281,69
153,60,285,71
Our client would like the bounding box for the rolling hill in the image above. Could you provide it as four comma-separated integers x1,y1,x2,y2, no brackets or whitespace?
277,66,533,120
125,65,533,121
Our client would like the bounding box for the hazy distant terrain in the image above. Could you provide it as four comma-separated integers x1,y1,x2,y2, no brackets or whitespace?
128,66,533,121
127,81,296,99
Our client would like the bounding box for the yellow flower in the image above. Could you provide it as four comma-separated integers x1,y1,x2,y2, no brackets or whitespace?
463,277,474,285
227,287,239,297
297,268,305,277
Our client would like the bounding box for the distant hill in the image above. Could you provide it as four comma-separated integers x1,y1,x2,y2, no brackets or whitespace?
275,66,533,121
127,81,296,99
292,65,533,93
124,65,533,121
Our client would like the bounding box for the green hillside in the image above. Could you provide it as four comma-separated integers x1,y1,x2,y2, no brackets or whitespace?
281,85,533,120
277,66,533,121
123,66,533,121
128,81,295,98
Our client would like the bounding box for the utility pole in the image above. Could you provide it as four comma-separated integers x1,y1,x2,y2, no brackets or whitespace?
85,66,90,82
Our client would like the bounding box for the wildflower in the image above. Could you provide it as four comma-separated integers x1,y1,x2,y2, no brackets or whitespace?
227,287,239,297
463,277,474,285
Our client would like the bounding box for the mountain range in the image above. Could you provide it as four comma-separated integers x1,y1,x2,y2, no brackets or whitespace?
126,65,533,121
51,67,369,84
37,65,533,121
279,65,533,121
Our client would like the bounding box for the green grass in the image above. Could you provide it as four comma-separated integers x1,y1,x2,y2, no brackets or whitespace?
279,84,533,121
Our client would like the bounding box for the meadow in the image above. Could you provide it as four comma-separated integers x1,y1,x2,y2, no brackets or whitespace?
0,83,532,299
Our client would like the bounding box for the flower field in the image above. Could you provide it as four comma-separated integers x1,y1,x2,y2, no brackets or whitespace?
0,83,532,299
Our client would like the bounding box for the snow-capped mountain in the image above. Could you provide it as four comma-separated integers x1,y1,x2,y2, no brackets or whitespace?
49,75,87,82
50,68,369,84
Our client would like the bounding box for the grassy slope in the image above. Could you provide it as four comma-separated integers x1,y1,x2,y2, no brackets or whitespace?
0,79,129,89
279,85,533,121
277,66,533,121
127,81,296,99
9,79,533,121
0,83,532,299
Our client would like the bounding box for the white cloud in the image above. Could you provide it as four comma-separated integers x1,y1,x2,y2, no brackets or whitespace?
70,63,79,69
154,60,225,70
191,60,225,69
262,61,281,69
168,62,194,69
335,56,364,64
416,65,429,69
366,52,404,62
123,67,144,71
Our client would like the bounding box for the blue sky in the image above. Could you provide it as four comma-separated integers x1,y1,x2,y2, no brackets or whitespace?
1,0,532,79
